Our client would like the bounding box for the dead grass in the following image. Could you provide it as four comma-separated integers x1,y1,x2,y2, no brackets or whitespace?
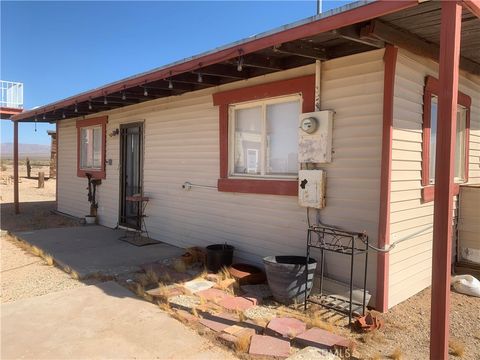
388,348,403,360
145,268,159,284
234,333,252,354
43,254,54,266
361,330,386,345
173,259,187,273
158,300,172,313
235,309,246,322
449,339,465,357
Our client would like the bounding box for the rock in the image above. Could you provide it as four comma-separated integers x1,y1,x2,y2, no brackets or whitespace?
293,327,352,352
168,295,200,311
218,325,255,349
219,296,257,311
199,313,239,332
196,288,233,302
244,306,277,321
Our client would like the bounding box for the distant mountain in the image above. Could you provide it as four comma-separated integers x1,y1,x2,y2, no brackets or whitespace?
1,143,51,160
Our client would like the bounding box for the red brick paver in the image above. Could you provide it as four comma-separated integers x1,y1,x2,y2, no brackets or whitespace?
249,334,291,358
266,317,307,339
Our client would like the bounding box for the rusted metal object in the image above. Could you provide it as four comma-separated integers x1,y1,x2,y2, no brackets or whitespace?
355,312,384,332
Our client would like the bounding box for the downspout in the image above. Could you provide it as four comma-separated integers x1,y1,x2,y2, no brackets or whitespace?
315,60,321,111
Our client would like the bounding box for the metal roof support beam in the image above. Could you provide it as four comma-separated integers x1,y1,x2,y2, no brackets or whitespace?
430,2,462,359
273,42,327,60
13,120,19,214
331,25,385,48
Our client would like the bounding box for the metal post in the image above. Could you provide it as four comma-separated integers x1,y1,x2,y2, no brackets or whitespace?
13,120,19,214
430,2,462,359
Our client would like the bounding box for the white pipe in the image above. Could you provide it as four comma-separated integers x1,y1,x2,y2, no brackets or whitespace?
315,60,321,111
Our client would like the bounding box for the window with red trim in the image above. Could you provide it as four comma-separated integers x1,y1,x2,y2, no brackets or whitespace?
422,76,471,202
212,75,315,196
76,116,107,179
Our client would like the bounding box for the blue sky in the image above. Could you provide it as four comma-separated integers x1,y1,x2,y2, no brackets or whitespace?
1,0,352,145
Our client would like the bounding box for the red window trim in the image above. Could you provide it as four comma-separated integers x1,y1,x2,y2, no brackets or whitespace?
422,76,471,202
76,116,108,179
212,75,315,196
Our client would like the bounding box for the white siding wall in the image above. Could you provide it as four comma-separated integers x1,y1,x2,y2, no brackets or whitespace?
57,49,385,301
388,49,480,307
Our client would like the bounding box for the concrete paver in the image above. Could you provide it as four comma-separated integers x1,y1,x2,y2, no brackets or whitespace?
1,281,236,359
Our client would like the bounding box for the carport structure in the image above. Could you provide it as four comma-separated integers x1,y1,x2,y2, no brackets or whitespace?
9,1,480,358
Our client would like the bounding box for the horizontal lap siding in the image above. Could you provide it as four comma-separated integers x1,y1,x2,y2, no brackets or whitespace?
388,50,480,308
56,50,384,301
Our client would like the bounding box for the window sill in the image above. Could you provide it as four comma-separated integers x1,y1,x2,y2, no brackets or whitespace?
422,184,460,203
77,169,106,179
218,178,297,196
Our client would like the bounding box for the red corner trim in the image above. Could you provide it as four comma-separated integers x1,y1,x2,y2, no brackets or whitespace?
421,76,471,202
376,45,397,313
76,116,108,179
214,75,314,196
55,121,59,211
462,0,480,18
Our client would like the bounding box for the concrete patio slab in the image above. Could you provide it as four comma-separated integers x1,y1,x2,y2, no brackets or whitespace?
12,226,184,278
1,281,236,360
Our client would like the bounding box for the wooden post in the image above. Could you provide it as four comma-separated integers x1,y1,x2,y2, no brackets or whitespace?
38,172,45,188
13,120,19,214
430,2,462,359
26,157,31,178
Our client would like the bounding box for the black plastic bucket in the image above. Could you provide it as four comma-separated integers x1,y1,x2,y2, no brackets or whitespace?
206,244,234,272
263,255,317,305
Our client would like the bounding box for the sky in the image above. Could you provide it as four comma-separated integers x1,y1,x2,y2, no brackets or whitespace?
1,0,353,145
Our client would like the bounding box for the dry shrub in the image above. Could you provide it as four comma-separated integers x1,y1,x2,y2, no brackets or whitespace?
43,254,54,266
234,333,252,354
192,307,199,318
389,348,403,360
361,330,385,345
145,268,159,284
235,309,246,322
31,246,43,256
449,339,465,357
158,300,172,313
173,259,187,273
135,283,146,298
158,271,172,283
137,274,149,287
219,266,233,281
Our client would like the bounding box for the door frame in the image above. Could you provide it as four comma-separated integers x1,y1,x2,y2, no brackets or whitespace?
118,121,144,229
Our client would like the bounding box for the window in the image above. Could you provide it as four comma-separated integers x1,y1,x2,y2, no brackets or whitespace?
76,116,107,179
230,96,300,178
422,76,471,202
212,75,315,196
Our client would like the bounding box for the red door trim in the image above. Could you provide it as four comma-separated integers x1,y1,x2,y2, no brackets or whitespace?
76,116,108,179
376,45,398,312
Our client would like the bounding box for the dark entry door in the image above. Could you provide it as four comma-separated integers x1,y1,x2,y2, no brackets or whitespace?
119,123,143,229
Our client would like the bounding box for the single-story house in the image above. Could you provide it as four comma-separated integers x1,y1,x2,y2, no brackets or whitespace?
11,0,480,336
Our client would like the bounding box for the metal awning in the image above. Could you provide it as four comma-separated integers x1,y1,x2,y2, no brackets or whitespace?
11,1,480,124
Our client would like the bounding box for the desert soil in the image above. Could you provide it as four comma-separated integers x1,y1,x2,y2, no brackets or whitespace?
1,162,479,359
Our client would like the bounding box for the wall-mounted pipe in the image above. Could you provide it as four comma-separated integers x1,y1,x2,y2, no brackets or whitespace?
182,181,218,191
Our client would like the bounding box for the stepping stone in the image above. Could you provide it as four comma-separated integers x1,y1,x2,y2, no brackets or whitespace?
218,325,255,349
266,317,307,339
249,334,291,358
219,296,257,311
168,295,200,311
293,328,351,351
200,312,239,331
196,288,233,302
173,309,199,325
286,346,341,360
184,279,215,293
242,319,267,334
241,284,272,300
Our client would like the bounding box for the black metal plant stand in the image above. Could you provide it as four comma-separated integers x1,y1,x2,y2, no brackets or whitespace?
304,224,369,324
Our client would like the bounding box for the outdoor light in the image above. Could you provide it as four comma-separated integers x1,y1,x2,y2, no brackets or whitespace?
237,56,244,72
74,103,78,113
122,91,126,101
144,87,148,96
88,101,92,110
104,96,108,105
62,112,66,119
34,116,37,132
168,79,173,89
197,73,203,83
43,113,46,120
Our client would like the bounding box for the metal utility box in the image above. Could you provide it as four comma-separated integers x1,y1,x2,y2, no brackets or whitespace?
298,110,334,163
298,169,326,209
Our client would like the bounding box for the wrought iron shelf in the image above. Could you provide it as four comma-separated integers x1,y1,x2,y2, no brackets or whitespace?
304,224,369,324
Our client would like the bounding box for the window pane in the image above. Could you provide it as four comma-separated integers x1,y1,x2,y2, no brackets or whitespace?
455,106,467,180
233,106,262,174
429,96,438,184
92,127,102,168
266,100,299,175
80,126,102,170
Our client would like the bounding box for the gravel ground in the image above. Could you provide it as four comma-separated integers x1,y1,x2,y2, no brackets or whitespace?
1,234,88,303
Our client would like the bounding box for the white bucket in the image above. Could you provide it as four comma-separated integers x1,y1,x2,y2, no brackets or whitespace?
85,215,96,225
